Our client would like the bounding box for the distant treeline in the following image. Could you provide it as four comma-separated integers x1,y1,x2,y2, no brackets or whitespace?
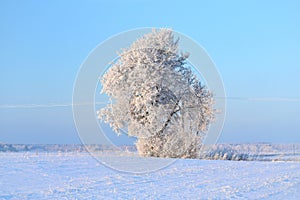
0,143,138,153
0,143,299,161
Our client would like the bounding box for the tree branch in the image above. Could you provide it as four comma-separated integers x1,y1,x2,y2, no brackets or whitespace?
157,97,181,137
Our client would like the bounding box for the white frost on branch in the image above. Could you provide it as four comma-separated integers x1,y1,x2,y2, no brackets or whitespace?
98,29,215,158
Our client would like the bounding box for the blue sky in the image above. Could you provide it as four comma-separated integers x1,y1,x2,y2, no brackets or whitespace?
0,1,300,144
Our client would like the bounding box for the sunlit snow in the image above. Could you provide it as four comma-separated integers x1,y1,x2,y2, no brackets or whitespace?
0,144,299,199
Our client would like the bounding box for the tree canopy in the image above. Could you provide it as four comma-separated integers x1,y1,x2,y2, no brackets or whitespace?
98,29,214,158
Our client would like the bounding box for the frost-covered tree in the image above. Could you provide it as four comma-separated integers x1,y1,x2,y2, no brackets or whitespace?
98,29,214,158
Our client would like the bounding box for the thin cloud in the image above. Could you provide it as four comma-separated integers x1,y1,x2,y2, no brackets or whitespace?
0,98,299,109
0,102,110,109
220,97,300,102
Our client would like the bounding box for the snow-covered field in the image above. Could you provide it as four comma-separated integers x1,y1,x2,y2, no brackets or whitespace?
1,149,300,199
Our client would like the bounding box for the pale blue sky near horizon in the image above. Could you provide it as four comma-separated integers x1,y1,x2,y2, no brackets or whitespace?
0,1,300,144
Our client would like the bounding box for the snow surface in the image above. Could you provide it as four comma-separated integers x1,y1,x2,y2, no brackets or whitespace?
1,151,299,199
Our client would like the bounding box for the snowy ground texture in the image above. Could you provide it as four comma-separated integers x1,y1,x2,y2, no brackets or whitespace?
1,147,300,199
